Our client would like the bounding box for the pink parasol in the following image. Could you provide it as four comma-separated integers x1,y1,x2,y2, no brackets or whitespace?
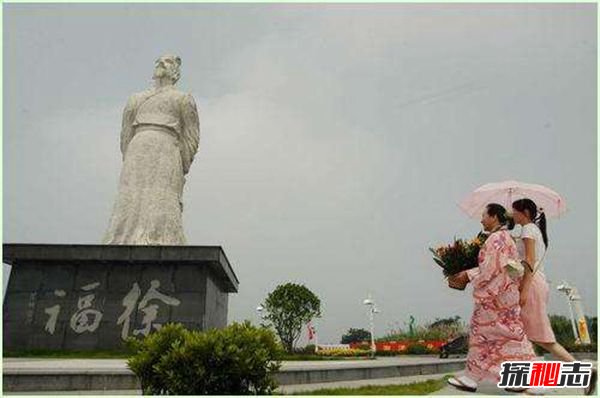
459,180,567,219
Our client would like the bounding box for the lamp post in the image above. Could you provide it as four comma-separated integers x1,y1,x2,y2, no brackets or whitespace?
557,282,591,345
256,304,266,327
363,294,379,357
557,283,579,343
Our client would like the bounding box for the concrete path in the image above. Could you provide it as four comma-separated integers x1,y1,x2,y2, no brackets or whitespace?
4,372,453,395
3,355,460,372
7,356,592,395
2,356,463,394
4,371,593,395
433,370,593,396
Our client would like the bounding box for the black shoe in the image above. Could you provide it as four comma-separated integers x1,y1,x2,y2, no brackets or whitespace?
585,368,597,396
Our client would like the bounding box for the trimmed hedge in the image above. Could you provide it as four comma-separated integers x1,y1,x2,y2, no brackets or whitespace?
126,322,283,395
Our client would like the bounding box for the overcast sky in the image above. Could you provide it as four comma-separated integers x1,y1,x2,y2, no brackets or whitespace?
3,3,597,344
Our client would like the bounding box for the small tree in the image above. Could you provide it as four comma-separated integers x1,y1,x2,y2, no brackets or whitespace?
262,283,321,353
340,328,371,344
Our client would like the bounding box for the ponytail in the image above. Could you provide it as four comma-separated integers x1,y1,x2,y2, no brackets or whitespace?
536,210,549,248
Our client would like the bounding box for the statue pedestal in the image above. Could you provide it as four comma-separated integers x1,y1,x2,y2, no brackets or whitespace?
3,244,238,351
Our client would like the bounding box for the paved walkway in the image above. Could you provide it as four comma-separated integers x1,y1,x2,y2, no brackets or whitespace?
4,373,453,395
3,355,459,373
4,374,593,395
2,356,461,395
433,366,596,396
5,357,594,395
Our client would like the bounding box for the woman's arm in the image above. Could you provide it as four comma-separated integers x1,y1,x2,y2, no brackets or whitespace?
519,237,536,306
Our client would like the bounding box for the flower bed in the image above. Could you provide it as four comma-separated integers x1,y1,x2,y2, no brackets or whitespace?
349,340,446,353
316,348,370,357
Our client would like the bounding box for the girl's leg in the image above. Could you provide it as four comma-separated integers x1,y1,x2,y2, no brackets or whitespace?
533,341,576,362
535,341,597,395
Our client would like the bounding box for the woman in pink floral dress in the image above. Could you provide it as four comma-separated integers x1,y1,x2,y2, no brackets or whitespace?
448,204,537,393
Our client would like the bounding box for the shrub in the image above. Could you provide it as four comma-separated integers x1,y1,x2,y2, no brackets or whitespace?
293,344,316,355
564,342,598,353
126,323,188,394
548,315,597,346
405,344,432,355
536,342,598,356
127,322,283,395
429,316,462,329
549,315,576,346
340,328,371,344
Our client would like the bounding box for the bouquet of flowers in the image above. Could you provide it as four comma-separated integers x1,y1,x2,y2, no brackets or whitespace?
430,233,488,279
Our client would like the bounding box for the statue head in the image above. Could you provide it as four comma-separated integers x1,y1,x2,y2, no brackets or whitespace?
153,55,181,84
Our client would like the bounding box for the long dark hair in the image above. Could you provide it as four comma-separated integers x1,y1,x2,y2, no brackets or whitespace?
512,198,548,248
486,203,510,226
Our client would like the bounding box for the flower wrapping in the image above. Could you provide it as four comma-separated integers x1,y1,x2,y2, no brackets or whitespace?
430,233,488,277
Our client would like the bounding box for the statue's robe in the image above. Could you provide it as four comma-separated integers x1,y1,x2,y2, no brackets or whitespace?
104,85,200,245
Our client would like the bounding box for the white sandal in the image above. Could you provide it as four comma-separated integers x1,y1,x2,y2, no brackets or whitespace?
448,376,478,392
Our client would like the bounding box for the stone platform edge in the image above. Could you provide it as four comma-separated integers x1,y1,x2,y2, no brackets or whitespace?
2,358,466,392
3,243,239,293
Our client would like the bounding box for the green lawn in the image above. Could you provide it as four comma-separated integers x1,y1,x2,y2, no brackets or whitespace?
291,375,451,395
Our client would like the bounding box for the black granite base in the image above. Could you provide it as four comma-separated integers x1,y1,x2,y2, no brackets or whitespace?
3,244,239,351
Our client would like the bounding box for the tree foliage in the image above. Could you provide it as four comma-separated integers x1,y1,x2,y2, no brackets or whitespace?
340,328,371,344
262,283,321,352
429,316,462,329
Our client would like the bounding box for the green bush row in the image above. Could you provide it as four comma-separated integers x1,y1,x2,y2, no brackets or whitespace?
126,322,283,395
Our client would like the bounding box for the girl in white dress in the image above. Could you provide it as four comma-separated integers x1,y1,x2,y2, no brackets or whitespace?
512,199,596,395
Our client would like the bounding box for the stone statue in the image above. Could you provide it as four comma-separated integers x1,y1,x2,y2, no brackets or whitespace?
103,55,200,245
